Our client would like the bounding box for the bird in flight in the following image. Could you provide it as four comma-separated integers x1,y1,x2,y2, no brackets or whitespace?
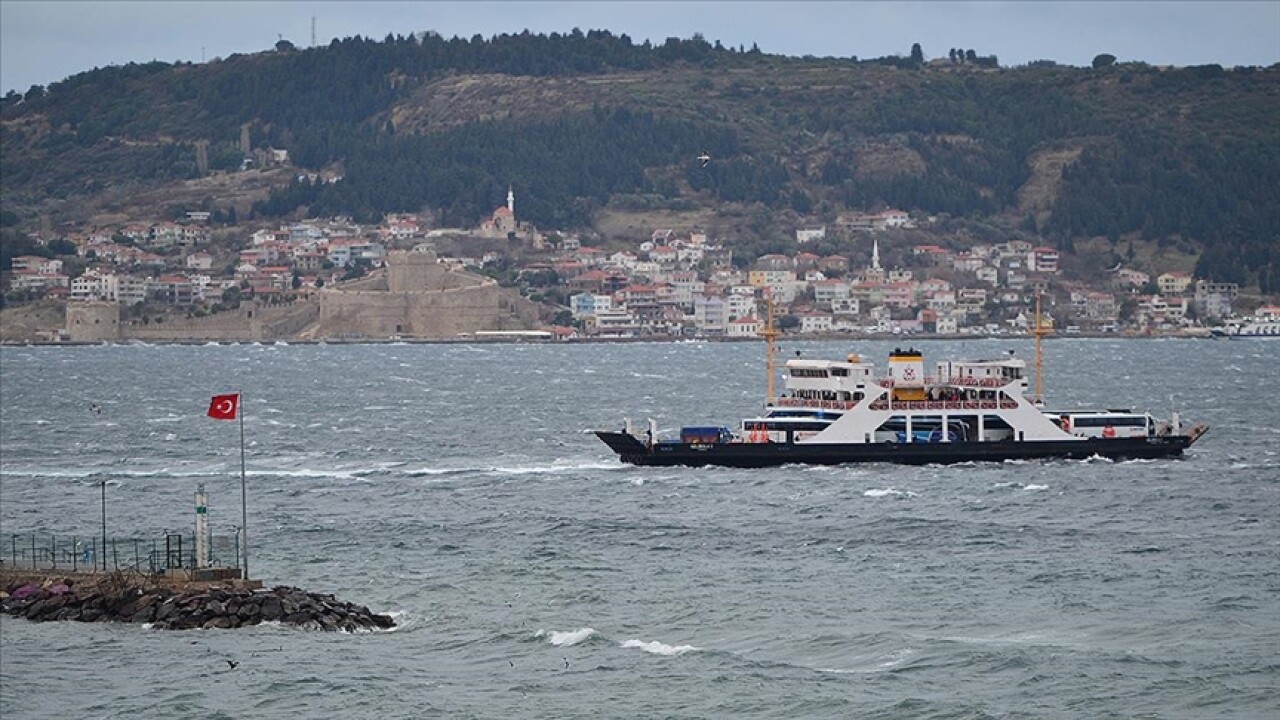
697,151,712,168
225,660,239,670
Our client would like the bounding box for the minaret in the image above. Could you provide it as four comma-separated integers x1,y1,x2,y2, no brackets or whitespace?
507,185,514,215
872,238,881,271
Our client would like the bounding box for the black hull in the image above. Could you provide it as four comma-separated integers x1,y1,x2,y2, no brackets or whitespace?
595,431,1195,468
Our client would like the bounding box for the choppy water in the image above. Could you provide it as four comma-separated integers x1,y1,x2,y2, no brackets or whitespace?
1,338,1277,719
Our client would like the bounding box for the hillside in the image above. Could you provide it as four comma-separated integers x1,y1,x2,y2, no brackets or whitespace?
2,32,1278,288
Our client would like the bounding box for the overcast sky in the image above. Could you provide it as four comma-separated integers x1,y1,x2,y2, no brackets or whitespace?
2,1,1278,94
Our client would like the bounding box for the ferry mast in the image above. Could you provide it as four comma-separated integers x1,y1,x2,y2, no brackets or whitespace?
760,289,778,406
1033,292,1052,404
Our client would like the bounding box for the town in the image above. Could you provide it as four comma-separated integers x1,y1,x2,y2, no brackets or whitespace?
2,186,1271,343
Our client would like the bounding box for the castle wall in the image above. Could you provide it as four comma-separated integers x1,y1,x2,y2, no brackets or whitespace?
66,302,122,342
120,300,318,342
317,282,536,339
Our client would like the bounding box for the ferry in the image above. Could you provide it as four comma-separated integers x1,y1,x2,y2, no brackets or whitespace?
595,301,1208,468
1211,308,1280,338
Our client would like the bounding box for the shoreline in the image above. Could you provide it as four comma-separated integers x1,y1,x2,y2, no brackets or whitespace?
0,332,1223,348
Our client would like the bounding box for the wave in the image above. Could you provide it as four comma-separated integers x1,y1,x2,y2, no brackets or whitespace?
864,487,918,498
620,638,700,656
535,628,596,646
404,461,627,477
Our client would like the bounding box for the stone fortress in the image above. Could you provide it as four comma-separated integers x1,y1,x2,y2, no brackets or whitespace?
312,247,541,339
66,248,541,343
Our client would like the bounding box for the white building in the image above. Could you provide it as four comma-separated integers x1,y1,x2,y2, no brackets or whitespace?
570,293,614,319
798,312,834,334
693,295,728,334
796,227,827,244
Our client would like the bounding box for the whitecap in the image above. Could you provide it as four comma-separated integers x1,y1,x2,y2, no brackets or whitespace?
864,487,917,498
537,628,596,646
620,638,699,656
1022,484,1048,491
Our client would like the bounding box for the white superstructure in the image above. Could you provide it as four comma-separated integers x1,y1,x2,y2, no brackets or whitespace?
741,348,1165,446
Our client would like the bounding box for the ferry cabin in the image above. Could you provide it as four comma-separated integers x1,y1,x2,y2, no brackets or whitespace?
740,349,1083,446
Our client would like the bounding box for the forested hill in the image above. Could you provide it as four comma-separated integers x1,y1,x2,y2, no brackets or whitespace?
2,30,1278,286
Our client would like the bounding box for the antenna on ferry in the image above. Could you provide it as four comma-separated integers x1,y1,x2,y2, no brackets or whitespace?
759,288,778,406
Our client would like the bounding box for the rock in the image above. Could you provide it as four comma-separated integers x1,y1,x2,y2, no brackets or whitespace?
260,596,283,621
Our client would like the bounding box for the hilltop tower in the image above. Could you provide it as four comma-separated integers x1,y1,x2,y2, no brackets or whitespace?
872,238,881,271
507,185,515,215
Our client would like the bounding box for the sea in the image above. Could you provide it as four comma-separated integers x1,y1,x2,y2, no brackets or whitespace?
0,337,1277,720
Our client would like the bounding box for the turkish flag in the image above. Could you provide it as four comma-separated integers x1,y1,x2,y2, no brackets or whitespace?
207,393,239,420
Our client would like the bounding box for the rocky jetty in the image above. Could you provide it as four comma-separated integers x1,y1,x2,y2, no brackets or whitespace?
0,576,395,632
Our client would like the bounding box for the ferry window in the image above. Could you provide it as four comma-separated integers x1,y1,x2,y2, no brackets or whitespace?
831,368,849,377
766,421,829,431
983,415,1013,430
1072,416,1147,427
793,368,829,378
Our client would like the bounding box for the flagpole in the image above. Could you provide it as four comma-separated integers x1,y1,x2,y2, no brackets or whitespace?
238,393,249,581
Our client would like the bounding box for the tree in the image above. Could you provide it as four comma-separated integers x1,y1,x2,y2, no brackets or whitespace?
1092,54,1117,69
910,43,924,65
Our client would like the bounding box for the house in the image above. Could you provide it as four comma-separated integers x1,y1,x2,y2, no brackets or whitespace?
587,308,640,338
186,251,215,270
812,280,851,305
755,254,793,271
797,312,834,334
148,274,195,304
727,316,761,338
831,297,861,316
794,252,822,270
796,227,827,244
571,293,614,319
747,269,797,288
9,270,69,292
881,282,916,309
1157,271,1193,296
818,255,849,273
575,247,608,267
12,256,63,275
1113,268,1150,289
693,295,728,334
1193,280,1238,318
648,245,678,264
952,253,986,273
726,292,757,320
1029,246,1060,274
550,326,579,341
239,247,279,266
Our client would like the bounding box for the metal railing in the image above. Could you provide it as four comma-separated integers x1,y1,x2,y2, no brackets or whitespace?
1,532,240,576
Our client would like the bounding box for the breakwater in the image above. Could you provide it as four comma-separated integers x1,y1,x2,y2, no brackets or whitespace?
1,573,395,632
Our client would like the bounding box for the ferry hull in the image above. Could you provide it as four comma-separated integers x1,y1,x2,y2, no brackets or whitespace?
595,431,1196,468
